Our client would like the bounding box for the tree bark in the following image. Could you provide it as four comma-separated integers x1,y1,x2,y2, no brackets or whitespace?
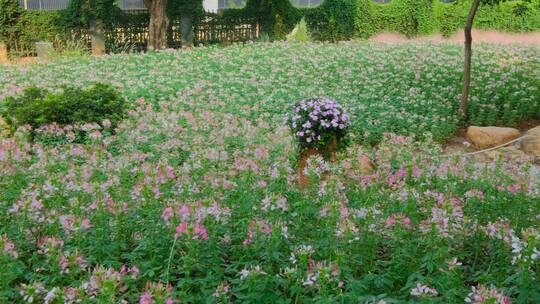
89,19,106,55
460,0,481,117
144,0,169,50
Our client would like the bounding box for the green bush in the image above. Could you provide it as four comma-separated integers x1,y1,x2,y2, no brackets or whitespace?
304,0,358,40
47,37,90,59
286,17,312,42
355,0,377,38
0,0,23,43
242,0,302,39
0,6,64,56
434,0,470,37
368,0,437,37
0,84,126,138
18,11,64,52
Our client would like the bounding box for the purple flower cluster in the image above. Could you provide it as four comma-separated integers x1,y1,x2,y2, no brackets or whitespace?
288,97,350,148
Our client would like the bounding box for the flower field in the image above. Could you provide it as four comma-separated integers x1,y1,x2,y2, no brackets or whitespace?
1,42,540,303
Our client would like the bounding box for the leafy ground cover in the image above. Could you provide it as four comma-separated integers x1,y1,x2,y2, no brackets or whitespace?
0,42,539,303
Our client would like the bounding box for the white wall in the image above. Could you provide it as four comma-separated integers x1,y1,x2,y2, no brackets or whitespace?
203,0,219,13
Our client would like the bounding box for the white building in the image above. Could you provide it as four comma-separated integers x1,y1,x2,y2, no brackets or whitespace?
203,0,219,13
19,0,230,12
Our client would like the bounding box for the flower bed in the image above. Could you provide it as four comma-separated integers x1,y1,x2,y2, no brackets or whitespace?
0,42,539,302
1,41,539,144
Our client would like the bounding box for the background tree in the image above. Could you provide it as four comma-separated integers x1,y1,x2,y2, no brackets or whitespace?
144,0,169,50
461,0,514,116
0,0,24,50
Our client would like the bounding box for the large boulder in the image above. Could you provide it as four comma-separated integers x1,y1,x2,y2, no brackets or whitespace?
520,126,540,156
466,126,520,149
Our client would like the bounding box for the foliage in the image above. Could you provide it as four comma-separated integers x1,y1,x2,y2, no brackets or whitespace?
0,9,65,56
0,0,23,44
286,17,312,42
60,0,122,30
302,0,540,40
168,0,205,19
287,97,349,151
273,14,287,40
353,0,540,38
304,0,358,41
435,0,540,37
355,0,377,38
0,84,126,143
19,11,64,49
242,0,303,39
368,0,437,38
47,37,90,59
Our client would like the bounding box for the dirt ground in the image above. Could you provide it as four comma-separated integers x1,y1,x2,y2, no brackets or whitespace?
441,124,540,172
370,30,540,44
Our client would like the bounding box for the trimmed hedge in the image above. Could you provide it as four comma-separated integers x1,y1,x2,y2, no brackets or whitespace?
304,0,359,41
356,0,540,38
435,0,540,36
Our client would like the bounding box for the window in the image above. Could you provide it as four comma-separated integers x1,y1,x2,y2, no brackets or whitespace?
290,0,322,8
20,0,69,10
218,0,246,10
19,0,147,10
118,0,146,10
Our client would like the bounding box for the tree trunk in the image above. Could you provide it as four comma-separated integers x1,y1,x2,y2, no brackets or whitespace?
460,0,481,117
144,0,169,50
181,14,194,47
89,19,106,55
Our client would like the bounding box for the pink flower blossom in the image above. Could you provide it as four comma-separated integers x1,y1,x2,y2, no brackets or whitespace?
403,217,411,228
80,218,92,229
175,222,188,239
193,223,209,240
162,207,174,222
139,291,153,304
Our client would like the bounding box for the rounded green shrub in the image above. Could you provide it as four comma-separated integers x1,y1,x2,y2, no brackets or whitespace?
0,83,126,139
